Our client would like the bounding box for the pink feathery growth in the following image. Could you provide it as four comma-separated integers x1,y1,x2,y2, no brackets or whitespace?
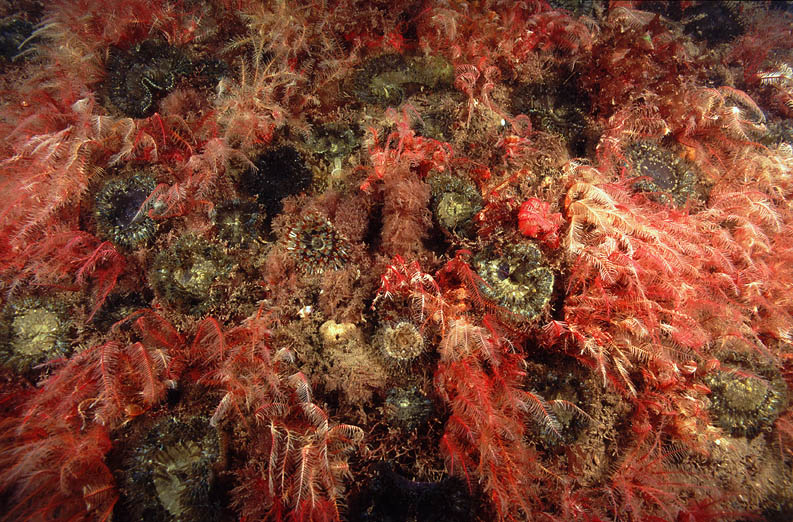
517,197,564,249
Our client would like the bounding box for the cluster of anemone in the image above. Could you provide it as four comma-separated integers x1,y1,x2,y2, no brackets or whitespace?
94,173,158,250
0,295,74,374
472,243,554,321
283,212,350,274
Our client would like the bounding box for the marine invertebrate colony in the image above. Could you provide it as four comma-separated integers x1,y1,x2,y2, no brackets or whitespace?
2,1,793,521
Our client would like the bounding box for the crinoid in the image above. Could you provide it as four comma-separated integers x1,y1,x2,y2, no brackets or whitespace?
472,243,555,321
94,173,158,250
283,212,350,274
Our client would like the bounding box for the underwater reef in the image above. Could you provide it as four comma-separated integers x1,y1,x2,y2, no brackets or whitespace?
2,0,793,521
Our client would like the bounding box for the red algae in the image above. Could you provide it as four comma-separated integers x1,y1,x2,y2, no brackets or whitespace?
1,1,793,521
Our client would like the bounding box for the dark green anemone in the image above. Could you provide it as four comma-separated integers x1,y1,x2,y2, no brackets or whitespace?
428,172,482,237
95,174,158,250
625,141,701,206
106,39,192,118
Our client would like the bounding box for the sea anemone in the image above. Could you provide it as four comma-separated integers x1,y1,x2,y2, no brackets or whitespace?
351,54,453,107
428,171,483,237
105,39,192,118
705,363,787,438
117,415,223,522
624,140,701,206
472,243,554,321
384,387,433,431
284,212,350,274
149,235,233,315
375,320,426,365
0,295,74,374
210,199,265,247
94,173,158,250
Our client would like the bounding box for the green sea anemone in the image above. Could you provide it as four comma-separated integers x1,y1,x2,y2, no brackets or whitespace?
428,172,482,237
149,235,233,315
472,243,554,321
117,415,223,522
0,296,74,373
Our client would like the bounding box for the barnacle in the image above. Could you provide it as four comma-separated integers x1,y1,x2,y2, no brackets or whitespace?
385,387,433,431
704,362,787,439
239,145,313,225
149,236,233,315
210,199,265,247
472,243,554,321
105,39,192,118
117,415,223,522
0,296,74,374
625,141,701,206
351,54,453,106
284,213,350,275
428,172,482,237
94,174,158,250
375,320,426,365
